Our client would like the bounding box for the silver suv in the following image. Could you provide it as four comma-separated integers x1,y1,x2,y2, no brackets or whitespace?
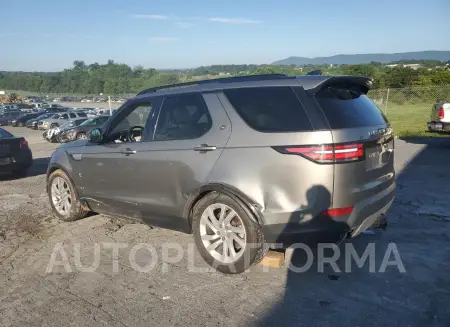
46,74,395,274
39,111,87,130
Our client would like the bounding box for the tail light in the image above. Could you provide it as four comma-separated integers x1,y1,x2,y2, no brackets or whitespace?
273,143,364,164
322,206,354,216
20,138,28,148
438,107,445,120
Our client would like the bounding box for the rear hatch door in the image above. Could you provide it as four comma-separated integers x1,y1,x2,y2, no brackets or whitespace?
312,81,395,217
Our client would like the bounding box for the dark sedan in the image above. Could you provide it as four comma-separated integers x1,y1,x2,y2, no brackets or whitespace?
0,128,32,177
10,113,41,127
0,111,22,126
26,113,54,129
57,115,110,142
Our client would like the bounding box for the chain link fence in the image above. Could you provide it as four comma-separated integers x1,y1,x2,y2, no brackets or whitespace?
369,85,450,137
6,85,450,137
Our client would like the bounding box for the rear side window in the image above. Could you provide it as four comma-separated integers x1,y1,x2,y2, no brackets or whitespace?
315,87,387,129
154,93,212,141
223,87,312,133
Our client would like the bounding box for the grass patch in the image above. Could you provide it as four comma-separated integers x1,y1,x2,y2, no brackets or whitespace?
384,102,450,138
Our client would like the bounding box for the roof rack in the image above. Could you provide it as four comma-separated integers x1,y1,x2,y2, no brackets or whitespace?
136,74,290,96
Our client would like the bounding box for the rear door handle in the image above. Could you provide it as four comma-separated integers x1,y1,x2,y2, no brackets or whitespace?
193,144,217,152
121,148,137,155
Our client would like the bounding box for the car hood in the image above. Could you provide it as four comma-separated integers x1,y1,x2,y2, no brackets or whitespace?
60,127,76,133
58,139,89,148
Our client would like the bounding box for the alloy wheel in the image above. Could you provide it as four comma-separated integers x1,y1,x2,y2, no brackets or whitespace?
199,203,247,264
51,176,72,216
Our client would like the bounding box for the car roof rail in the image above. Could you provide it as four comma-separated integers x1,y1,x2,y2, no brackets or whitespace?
136,74,291,95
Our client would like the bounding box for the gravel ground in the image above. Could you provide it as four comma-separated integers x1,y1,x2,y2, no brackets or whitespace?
0,127,449,327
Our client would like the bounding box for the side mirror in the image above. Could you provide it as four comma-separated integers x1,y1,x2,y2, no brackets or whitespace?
88,128,103,143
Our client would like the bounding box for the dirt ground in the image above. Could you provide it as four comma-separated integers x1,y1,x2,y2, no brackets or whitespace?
1,127,449,327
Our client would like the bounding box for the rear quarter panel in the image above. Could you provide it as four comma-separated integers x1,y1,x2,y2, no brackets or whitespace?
211,92,334,226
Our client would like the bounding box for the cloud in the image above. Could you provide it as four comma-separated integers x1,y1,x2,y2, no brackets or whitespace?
149,37,179,42
131,14,168,20
175,22,193,28
208,17,262,24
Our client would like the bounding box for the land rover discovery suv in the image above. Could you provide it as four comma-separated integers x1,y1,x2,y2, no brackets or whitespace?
46,74,395,274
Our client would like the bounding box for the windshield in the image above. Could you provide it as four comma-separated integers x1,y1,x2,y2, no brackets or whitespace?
60,121,74,129
37,114,51,119
80,118,96,126
0,128,13,138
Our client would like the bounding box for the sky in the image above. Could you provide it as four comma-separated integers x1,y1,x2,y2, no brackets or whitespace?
1,0,449,71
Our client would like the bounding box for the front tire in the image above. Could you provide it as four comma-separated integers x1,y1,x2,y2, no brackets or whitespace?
48,169,89,222
50,123,58,129
76,132,87,140
192,192,266,274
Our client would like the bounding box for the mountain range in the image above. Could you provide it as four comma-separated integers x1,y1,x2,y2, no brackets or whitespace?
272,51,450,66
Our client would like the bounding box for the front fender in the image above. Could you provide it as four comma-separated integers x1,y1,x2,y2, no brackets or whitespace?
46,148,80,193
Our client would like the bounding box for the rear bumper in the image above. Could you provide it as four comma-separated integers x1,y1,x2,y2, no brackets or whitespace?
0,149,33,172
261,181,395,245
427,121,450,132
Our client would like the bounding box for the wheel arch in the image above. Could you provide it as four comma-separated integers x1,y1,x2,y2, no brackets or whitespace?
47,163,90,211
184,183,265,233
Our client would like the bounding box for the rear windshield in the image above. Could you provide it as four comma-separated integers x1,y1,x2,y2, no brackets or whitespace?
223,86,312,133
316,87,388,129
0,128,13,138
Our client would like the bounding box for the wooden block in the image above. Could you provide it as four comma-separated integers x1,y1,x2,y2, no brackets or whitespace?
259,250,285,268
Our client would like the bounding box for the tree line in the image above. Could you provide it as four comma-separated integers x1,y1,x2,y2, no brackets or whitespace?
0,60,449,96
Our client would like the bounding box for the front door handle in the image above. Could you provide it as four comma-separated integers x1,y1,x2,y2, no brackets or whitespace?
121,148,137,155
193,144,217,152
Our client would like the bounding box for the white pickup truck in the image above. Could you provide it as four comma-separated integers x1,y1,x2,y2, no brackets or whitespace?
427,100,450,133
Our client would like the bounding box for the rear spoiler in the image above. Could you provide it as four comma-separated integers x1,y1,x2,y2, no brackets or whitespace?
307,76,373,96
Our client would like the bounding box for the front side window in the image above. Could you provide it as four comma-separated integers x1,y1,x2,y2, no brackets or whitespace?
108,101,154,143
60,113,69,119
69,113,77,118
154,93,212,141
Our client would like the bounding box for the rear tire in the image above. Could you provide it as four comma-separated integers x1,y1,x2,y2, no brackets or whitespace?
48,169,89,222
11,167,28,178
192,192,265,274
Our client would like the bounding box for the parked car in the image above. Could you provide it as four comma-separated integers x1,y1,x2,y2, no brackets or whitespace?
29,103,48,110
44,118,89,143
427,100,450,133
39,107,69,114
0,127,32,177
38,111,87,130
0,111,22,126
10,112,41,127
26,113,54,129
57,115,110,142
46,74,395,274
